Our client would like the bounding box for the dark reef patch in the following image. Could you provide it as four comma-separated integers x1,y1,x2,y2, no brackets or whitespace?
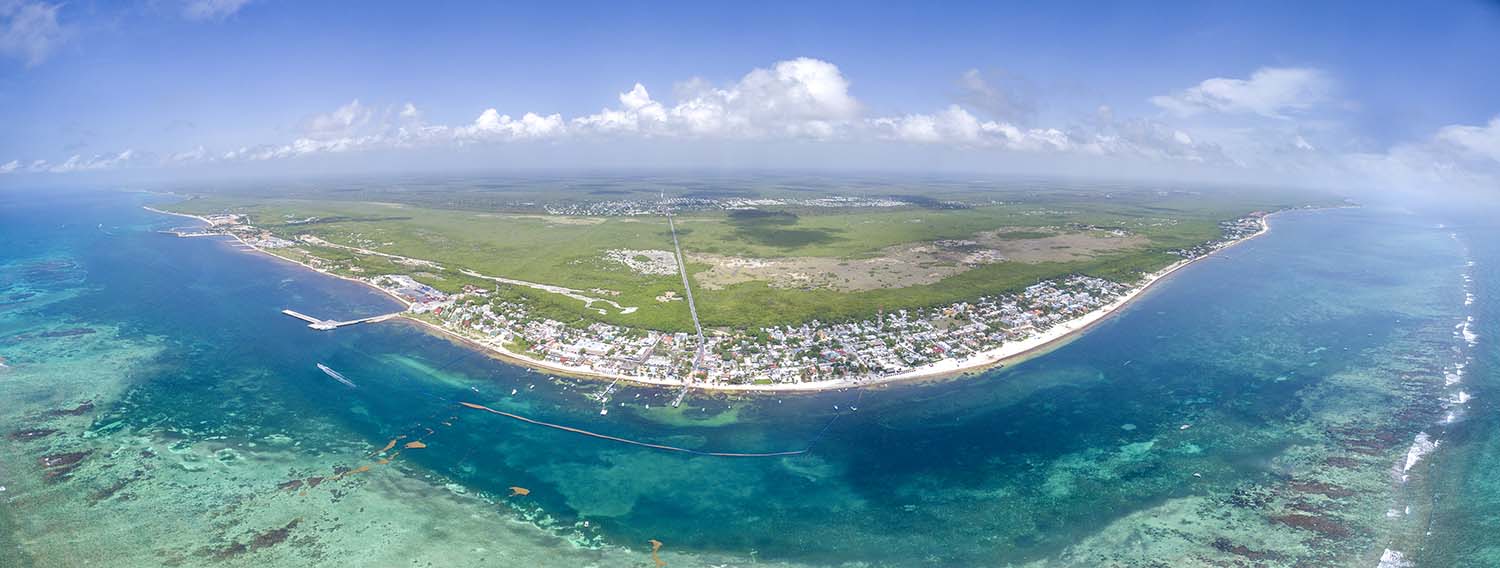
1289,480,1355,498
202,518,303,560
44,401,95,417
87,472,144,506
8,428,58,441
1211,537,1274,561
38,451,91,481
1271,513,1351,539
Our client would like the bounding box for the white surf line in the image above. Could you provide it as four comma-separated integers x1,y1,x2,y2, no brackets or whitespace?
1384,233,1477,564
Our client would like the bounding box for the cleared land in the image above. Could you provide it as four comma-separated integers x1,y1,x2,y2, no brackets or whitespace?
692,228,1148,292
168,179,1333,331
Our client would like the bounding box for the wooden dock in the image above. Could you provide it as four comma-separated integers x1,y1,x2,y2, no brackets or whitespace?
282,309,399,331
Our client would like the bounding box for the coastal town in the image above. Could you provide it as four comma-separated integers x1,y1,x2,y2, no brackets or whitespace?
414,273,1130,386
381,212,1265,388
155,203,1269,389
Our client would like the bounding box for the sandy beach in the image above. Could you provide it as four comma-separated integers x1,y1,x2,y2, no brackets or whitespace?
147,204,1275,393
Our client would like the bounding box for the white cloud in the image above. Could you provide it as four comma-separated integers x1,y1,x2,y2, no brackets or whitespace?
1435,116,1500,162
0,1,66,67
1337,115,1500,193
45,149,137,173
571,83,669,134
306,99,373,139
572,57,859,139
871,105,989,145
0,159,19,173
457,109,566,141
169,146,209,163
182,0,253,22
864,104,1229,166
1151,67,1333,118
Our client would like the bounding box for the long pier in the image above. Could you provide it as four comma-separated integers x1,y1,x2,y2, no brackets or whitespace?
282,309,399,331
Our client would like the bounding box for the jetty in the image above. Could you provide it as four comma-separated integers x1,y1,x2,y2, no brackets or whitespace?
282,309,399,331
162,227,218,238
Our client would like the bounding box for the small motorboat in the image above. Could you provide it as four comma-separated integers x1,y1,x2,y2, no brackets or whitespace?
316,363,358,388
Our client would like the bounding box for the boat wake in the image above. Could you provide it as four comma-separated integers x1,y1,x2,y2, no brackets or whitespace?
317,363,358,388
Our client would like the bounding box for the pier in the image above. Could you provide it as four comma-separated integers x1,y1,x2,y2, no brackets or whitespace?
162,228,219,238
282,309,399,331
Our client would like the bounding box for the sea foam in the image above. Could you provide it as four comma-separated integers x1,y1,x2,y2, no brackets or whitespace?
1460,317,1478,346
1378,549,1412,568
1400,432,1438,483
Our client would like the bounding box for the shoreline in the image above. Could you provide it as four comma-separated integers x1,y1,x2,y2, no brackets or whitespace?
145,203,1280,393
143,205,416,311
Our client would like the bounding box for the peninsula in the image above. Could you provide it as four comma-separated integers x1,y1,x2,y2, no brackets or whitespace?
153,179,1325,391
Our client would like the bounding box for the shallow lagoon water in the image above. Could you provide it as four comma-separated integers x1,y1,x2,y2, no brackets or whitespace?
0,189,1485,566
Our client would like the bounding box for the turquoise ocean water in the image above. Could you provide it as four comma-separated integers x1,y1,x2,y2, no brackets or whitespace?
0,189,1491,566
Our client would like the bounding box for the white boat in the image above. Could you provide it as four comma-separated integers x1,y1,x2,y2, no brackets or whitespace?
316,363,357,388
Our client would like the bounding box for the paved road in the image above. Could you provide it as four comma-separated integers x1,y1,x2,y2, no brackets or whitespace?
666,213,706,364
663,204,707,406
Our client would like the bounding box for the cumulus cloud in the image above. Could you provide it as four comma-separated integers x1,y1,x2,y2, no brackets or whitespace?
305,99,373,139
866,103,1227,165
43,149,138,173
571,57,859,139
1,1,66,67
169,146,209,163
1435,116,1500,162
0,159,19,174
457,109,566,141
1337,115,1500,193
871,105,981,144
1151,67,1333,118
182,0,253,22
571,83,669,134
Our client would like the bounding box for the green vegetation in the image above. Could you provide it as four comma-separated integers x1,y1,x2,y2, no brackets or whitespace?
170,180,1336,331
175,197,695,331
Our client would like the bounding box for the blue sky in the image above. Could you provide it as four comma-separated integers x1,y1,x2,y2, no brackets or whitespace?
2,0,1498,192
